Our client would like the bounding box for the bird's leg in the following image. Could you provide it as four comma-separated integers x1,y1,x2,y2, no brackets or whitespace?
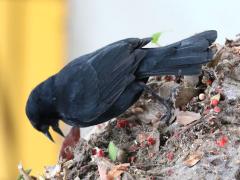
137,82,173,125
175,69,183,84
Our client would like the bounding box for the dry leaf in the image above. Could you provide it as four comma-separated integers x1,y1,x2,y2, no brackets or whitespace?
211,93,220,101
233,46,240,55
175,86,198,108
44,164,61,179
95,157,114,180
98,165,109,180
137,133,148,143
184,152,203,167
107,163,130,180
176,110,201,126
59,127,80,160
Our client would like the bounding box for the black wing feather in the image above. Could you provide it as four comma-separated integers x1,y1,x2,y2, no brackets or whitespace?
55,38,150,126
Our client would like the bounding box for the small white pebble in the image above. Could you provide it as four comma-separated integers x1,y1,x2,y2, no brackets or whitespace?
199,93,206,101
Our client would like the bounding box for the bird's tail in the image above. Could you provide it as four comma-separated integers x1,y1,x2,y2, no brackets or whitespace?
136,30,217,78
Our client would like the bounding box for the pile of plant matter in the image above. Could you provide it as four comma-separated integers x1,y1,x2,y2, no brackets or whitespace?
19,35,240,180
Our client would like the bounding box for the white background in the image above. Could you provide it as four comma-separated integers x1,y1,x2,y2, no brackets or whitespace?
68,0,240,60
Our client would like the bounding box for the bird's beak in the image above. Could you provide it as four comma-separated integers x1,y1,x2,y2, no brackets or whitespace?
52,123,65,138
44,130,54,142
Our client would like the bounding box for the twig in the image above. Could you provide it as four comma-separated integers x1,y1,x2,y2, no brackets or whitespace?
131,162,164,169
18,163,33,180
180,117,204,134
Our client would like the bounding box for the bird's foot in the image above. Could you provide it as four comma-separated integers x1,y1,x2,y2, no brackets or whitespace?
138,82,174,125
159,98,174,125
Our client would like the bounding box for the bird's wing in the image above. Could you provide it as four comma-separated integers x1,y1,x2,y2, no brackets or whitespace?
89,38,151,104
55,62,101,125
55,38,151,125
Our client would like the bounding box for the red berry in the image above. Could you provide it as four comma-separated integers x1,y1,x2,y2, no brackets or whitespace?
97,149,104,157
211,99,219,107
207,79,212,85
116,119,129,128
166,152,174,161
92,148,97,155
214,106,221,113
216,135,228,147
147,137,156,145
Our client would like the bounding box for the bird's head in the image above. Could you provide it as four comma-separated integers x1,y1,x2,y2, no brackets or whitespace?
25,76,64,142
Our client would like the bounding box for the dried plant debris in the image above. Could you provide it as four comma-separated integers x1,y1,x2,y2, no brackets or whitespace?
183,151,203,167
17,163,35,180
176,110,201,126
22,35,240,179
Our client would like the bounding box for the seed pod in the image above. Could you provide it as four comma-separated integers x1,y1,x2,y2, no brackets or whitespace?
199,93,206,101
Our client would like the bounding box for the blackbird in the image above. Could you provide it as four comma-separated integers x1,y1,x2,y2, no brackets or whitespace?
26,30,217,141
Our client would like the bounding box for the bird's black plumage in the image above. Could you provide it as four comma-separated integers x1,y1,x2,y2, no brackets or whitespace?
26,30,217,140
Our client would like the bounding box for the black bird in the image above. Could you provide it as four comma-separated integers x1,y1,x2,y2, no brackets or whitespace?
26,30,217,141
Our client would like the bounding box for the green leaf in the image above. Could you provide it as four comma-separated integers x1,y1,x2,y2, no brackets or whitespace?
17,169,32,180
17,175,23,180
151,32,162,44
108,141,118,161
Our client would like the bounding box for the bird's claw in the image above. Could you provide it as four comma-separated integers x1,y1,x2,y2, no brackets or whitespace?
138,82,174,125
160,99,174,125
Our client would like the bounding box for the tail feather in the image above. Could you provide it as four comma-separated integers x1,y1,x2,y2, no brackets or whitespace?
140,64,202,77
163,50,213,67
136,30,217,78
